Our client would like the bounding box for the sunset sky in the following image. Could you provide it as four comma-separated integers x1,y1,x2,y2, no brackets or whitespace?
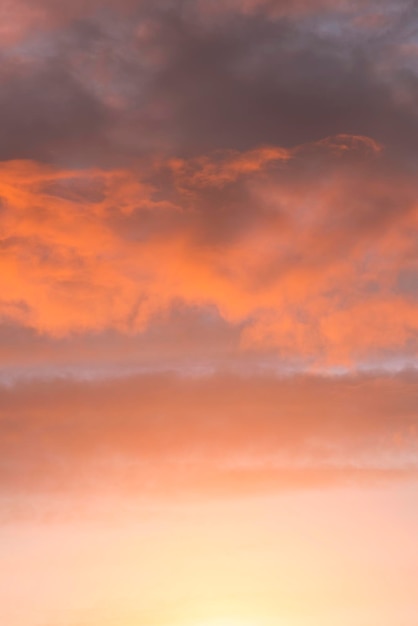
1,1,418,625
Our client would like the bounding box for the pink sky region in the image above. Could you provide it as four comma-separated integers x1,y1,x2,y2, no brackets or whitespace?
1,1,418,625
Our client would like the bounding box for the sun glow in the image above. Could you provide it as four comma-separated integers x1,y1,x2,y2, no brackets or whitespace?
189,617,264,626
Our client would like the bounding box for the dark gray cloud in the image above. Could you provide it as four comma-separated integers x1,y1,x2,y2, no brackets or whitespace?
0,64,108,164
1,0,418,164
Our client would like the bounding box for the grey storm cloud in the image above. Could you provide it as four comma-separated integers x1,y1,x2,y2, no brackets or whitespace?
0,0,417,164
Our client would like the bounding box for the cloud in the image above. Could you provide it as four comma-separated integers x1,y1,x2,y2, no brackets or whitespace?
1,370,417,496
0,0,418,164
0,134,416,364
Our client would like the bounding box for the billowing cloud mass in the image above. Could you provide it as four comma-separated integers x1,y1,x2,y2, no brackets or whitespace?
0,135,417,363
0,0,417,498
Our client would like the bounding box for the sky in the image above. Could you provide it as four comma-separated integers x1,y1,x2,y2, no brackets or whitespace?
1,1,418,625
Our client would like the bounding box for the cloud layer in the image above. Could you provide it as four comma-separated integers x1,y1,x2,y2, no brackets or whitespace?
1,370,417,497
1,0,418,164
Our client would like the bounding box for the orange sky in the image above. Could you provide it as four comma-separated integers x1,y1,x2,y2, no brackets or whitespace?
1,1,418,625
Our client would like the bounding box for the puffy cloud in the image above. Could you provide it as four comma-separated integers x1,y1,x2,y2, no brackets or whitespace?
0,135,416,363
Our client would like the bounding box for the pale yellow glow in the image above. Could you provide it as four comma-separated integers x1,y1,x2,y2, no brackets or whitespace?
178,616,272,626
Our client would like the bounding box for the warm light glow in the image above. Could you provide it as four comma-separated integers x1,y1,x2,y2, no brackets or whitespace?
1,2,418,626
192,619,258,626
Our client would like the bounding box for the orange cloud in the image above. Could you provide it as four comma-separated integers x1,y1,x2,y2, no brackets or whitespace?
0,135,417,363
